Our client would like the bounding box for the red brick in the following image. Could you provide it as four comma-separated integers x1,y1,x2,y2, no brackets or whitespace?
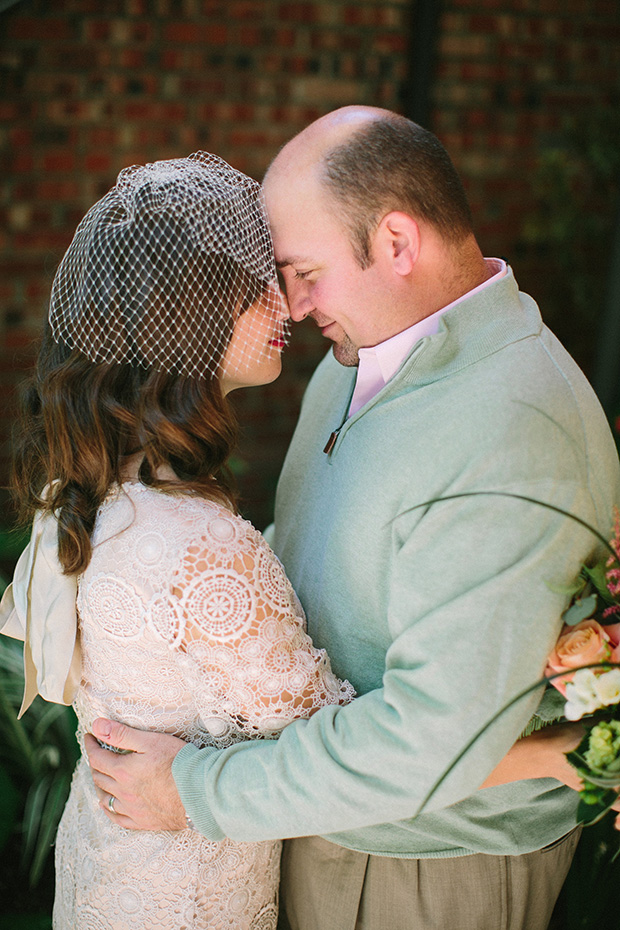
270,105,292,123
8,17,73,41
238,26,263,46
123,101,159,121
84,153,113,173
206,24,228,44
26,280,49,300
0,103,19,121
469,14,500,32
135,127,177,146
273,27,296,47
302,106,321,123
85,20,112,41
228,1,266,19
41,76,81,98
43,151,76,173
278,2,317,23
233,103,254,121
160,49,187,69
343,6,363,26
45,46,113,71
127,0,148,13
229,129,269,147
33,180,81,201
118,49,147,68
162,102,188,121
59,0,104,12
200,0,228,14
179,77,227,97
372,34,407,54
164,23,206,44
128,21,154,42
198,104,219,121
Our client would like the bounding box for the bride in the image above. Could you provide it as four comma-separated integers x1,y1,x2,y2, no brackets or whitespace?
1,152,354,930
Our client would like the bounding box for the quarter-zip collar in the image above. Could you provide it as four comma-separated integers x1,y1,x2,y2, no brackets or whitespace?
323,266,541,457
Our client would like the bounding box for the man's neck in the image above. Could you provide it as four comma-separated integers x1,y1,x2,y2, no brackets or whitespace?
411,236,490,323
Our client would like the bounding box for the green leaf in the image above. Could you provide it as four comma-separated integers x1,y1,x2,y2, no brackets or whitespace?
0,916,52,929
584,773,620,789
0,525,30,559
563,593,599,625
577,788,619,826
21,775,52,869
546,576,586,598
0,764,20,852
27,771,70,888
583,561,618,604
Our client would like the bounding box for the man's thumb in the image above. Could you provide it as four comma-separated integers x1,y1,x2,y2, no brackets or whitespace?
92,717,138,753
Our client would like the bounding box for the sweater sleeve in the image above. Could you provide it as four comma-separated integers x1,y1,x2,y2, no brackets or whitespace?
172,477,593,843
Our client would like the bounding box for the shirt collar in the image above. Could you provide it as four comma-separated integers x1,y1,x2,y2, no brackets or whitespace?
349,258,507,417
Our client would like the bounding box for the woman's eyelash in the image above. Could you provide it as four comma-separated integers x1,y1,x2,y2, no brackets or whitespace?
294,270,312,280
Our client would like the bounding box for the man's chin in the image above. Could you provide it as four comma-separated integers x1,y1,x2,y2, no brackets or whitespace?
332,339,359,368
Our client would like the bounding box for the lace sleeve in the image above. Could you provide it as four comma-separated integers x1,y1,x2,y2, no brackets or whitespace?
167,513,355,740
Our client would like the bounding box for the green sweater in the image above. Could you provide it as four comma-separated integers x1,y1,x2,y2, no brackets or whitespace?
173,268,620,857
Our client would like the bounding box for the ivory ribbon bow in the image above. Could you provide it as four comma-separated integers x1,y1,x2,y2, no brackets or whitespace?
0,509,80,717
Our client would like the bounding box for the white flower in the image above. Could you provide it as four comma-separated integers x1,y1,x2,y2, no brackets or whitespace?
594,668,620,707
564,669,604,720
564,700,587,721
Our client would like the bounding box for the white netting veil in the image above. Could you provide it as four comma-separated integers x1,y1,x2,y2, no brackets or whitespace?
49,152,289,380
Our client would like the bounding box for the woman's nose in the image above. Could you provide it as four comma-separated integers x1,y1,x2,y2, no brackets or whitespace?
275,294,290,321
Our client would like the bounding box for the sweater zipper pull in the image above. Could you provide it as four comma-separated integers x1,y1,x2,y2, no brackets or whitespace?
323,428,341,455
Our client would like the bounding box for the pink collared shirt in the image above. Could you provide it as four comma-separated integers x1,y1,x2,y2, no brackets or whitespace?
348,258,507,417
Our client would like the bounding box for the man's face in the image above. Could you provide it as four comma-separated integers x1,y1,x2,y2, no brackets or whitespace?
263,173,393,367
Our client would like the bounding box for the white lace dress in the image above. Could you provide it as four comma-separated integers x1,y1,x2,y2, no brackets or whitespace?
53,482,354,930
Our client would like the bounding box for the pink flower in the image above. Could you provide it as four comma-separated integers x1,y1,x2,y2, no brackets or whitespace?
606,507,620,598
545,619,620,696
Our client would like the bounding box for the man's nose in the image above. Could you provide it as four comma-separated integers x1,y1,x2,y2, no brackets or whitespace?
287,284,313,322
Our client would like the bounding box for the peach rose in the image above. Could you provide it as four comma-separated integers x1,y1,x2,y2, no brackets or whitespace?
545,619,620,696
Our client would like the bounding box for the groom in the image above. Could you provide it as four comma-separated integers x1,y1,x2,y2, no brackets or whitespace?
87,107,620,929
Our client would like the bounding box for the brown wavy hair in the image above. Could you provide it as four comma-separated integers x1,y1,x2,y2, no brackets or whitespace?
12,324,239,575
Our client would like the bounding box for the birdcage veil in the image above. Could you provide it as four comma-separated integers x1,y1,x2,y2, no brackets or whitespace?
48,151,289,380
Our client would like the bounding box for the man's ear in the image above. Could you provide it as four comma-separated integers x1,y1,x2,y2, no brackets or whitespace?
375,211,420,276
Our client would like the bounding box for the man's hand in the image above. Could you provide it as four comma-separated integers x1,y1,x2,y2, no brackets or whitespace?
85,719,189,831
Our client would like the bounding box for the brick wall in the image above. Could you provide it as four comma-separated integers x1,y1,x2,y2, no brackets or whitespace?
1,0,618,529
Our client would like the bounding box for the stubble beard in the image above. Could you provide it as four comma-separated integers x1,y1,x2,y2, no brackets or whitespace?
332,334,359,367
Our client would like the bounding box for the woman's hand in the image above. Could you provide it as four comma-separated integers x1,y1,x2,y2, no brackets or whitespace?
481,722,620,827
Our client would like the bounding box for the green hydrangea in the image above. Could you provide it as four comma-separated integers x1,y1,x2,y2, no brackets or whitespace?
584,720,620,770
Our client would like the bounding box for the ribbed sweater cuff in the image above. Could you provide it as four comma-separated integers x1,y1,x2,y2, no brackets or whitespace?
171,742,226,841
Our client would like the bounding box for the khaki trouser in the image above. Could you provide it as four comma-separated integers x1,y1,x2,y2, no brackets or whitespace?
278,829,581,930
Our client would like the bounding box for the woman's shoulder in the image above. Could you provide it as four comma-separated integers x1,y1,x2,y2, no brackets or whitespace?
107,480,267,552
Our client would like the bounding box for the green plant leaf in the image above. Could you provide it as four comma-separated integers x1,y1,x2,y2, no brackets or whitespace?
27,771,71,888
563,593,598,625
0,764,20,851
577,789,619,826
546,577,586,598
583,562,617,605
0,916,52,929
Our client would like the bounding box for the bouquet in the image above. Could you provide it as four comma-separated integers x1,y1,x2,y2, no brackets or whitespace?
542,509,620,825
